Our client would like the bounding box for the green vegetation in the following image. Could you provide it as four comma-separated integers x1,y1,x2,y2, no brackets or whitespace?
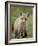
10,5,33,38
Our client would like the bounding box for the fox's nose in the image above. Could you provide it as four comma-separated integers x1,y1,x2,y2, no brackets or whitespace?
22,22,25,24
22,21,25,24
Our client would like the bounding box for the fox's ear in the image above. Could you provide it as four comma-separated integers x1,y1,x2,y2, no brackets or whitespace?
26,12,30,17
20,12,22,16
19,12,22,17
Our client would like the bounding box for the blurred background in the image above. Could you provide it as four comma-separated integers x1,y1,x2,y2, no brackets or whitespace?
10,5,33,39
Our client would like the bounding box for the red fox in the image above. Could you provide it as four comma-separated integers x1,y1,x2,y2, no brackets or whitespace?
14,12,29,38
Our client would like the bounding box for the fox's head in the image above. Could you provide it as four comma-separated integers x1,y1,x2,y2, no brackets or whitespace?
18,12,30,24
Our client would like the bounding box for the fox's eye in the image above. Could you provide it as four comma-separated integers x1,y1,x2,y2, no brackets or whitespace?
25,18,27,20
